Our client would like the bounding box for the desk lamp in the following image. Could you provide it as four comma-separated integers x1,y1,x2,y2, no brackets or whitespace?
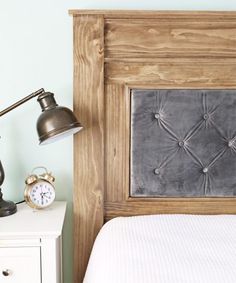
0,88,83,217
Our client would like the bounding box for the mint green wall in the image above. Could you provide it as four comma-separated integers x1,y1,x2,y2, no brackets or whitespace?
1,1,236,282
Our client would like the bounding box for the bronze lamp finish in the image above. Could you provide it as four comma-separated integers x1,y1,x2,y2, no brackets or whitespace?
37,92,82,145
0,88,82,217
0,161,17,217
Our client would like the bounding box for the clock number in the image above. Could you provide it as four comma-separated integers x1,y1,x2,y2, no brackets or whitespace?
28,181,55,208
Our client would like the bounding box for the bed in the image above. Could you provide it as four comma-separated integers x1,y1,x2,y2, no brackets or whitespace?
69,10,236,283
83,214,236,283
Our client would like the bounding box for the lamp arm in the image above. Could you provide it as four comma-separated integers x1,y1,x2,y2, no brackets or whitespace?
0,88,45,117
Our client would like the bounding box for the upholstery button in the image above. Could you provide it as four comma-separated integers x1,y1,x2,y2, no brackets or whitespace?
228,140,234,148
178,141,184,147
203,113,209,120
154,168,160,175
203,167,208,173
154,113,160,119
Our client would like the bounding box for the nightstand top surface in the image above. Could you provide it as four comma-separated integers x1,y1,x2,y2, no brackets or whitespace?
0,201,66,238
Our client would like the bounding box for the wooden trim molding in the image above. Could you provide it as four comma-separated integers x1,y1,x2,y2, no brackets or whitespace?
69,10,236,19
71,10,236,282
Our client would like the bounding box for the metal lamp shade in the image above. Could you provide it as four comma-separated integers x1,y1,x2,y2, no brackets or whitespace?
37,92,83,145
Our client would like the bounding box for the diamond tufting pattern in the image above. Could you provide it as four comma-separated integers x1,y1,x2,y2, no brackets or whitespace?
131,89,236,197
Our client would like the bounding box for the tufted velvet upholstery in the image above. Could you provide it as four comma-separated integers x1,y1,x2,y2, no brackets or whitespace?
131,89,236,197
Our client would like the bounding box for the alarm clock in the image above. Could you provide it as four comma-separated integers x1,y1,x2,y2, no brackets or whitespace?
24,167,56,209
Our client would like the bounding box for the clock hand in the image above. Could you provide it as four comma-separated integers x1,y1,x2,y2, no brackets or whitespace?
43,194,51,199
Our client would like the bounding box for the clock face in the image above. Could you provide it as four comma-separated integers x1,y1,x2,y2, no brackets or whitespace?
29,180,55,208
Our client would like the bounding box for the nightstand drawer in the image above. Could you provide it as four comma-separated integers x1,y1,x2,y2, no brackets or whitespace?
0,247,41,283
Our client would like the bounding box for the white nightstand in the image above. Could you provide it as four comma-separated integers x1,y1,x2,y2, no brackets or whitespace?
0,201,66,283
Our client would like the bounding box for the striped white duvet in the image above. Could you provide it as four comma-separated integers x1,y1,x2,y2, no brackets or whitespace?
83,214,236,283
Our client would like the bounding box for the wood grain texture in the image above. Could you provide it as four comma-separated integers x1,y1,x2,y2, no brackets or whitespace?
105,19,236,58
73,15,104,283
69,10,236,20
72,11,236,282
105,60,236,86
105,84,130,202
105,198,236,220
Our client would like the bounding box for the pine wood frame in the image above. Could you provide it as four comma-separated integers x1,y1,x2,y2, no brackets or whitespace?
69,10,236,283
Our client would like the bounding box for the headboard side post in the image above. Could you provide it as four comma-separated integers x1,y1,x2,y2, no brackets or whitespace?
73,14,105,283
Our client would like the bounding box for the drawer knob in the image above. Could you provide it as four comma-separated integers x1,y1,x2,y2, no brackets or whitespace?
2,269,11,276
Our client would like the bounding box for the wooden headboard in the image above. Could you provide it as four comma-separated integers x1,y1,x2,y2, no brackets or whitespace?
69,10,236,283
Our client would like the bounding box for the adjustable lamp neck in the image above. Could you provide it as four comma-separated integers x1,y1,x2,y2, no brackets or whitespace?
37,92,58,111
0,88,45,117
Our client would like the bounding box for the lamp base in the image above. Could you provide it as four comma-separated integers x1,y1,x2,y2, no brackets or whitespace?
0,162,17,216
0,193,17,217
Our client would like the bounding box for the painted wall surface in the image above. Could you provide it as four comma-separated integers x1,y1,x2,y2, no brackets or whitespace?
1,1,236,282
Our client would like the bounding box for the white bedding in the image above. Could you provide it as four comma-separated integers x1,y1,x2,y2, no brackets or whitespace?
83,214,236,283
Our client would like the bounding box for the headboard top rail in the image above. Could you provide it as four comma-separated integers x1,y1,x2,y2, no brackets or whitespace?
69,9,236,19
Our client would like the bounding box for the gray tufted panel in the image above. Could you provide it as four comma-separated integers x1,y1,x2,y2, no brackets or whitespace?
131,89,236,197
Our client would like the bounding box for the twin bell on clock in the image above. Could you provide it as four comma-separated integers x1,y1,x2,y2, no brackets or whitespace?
24,167,56,209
